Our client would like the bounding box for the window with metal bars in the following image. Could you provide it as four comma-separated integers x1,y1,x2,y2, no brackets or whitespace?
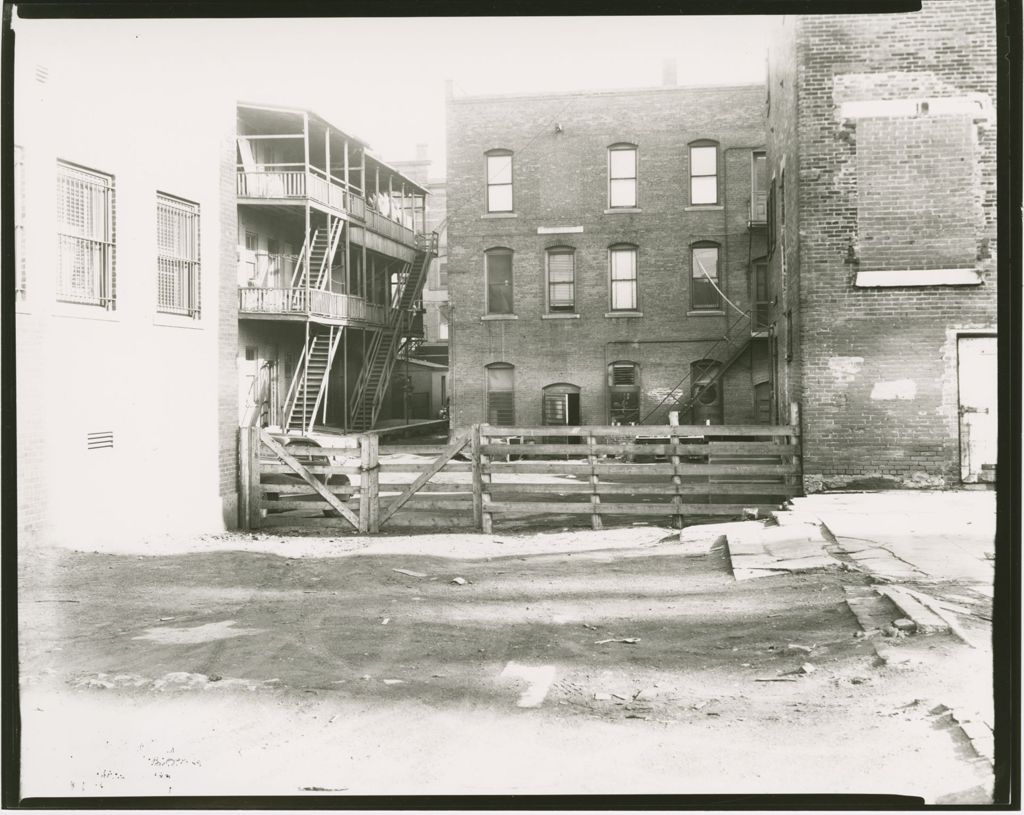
546,247,575,312
608,362,640,424
609,245,638,311
57,161,115,307
157,193,201,317
485,363,515,425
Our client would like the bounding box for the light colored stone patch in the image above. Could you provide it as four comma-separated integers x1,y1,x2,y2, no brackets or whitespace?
827,356,864,384
499,662,556,708
133,621,264,645
870,379,917,401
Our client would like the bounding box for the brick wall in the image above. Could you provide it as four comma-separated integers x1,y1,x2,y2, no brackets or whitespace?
767,0,998,490
447,84,768,431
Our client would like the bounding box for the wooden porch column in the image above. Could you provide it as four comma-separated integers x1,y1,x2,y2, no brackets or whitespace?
343,138,349,189
342,327,349,431
401,182,406,228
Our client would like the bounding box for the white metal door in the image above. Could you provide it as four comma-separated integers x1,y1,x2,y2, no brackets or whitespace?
958,335,997,483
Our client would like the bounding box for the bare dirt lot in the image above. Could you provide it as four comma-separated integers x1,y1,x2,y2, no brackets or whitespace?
17,528,993,801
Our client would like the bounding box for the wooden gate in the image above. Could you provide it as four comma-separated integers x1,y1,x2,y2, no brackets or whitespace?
240,420,803,534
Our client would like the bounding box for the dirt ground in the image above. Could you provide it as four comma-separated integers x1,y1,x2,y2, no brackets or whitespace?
16,527,994,801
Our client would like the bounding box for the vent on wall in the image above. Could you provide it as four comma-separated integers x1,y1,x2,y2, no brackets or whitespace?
87,431,114,450
35,64,48,84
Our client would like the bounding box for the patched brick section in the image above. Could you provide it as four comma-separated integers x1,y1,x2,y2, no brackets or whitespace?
766,0,997,490
447,85,769,431
856,115,977,271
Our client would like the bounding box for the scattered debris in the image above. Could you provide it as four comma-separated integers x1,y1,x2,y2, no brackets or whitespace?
301,786,349,792
594,637,640,645
850,676,870,685
930,703,951,716
451,577,468,586
158,617,175,621
207,674,222,682
382,679,404,685
612,693,629,700
381,618,390,625
892,618,916,633
392,568,427,578
634,688,660,702
786,643,814,654
798,662,816,675
361,675,371,680
594,692,612,701
582,623,599,631
754,677,798,682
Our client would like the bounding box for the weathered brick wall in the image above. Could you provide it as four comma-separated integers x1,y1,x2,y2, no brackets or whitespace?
768,1,998,490
447,85,768,431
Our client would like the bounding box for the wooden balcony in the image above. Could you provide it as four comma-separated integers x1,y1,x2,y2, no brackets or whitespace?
239,286,386,325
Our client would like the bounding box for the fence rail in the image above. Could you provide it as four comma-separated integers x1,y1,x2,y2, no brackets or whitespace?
241,418,803,534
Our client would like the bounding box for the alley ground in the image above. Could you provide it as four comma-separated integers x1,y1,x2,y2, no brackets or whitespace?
16,493,997,802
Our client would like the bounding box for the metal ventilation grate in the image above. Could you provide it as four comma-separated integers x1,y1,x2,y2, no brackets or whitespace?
86,431,114,450
35,64,48,84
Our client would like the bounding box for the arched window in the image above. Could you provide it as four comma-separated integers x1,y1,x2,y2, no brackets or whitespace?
691,241,721,311
689,140,719,205
546,246,575,313
608,244,639,312
608,143,638,208
484,247,514,315
608,361,640,425
485,149,513,213
542,383,581,426
485,362,515,425
690,359,723,424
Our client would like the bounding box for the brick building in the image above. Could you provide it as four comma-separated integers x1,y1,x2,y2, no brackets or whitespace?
765,1,998,490
12,20,240,545
446,78,771,432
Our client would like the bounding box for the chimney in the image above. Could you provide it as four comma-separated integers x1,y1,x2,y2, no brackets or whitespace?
416,143,429,161
662,59,677,87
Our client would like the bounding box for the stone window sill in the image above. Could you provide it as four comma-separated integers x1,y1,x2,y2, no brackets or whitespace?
154,312,205,330
687,310,725,316
685,205,724,211
605,311,643,318
541,313,580,320
604,208,642,214
481,212,518,219
481,314,518,321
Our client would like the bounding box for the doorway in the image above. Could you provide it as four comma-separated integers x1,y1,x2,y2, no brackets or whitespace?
957,335,997,484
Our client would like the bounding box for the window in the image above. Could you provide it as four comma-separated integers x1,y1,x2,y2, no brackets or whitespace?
608,362,640,425
57,160,115,307
485,363,515,425
486,150,513,212
14,146,25,298
546,247,575,312
690,360,723,424
689,142,718,205
609,245,638,311
767,177,777,256
485,248,514,314
691,243,721,311
438,307,449,341
751,151,768,222
608,144,637,208
751,257,770,329
157,193,201,317
542,383,581,426
754,381,772,424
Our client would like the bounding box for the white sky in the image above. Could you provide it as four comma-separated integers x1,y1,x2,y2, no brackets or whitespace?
14,14,773,176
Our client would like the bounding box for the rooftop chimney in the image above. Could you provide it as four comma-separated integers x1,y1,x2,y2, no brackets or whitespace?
662,59,677,87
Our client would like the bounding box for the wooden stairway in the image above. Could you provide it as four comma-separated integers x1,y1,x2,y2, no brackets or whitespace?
283,326,342,434
347,233,438,431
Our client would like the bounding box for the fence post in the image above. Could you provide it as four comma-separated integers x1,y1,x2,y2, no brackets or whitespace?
359,433,380,533
587,431,603,530
789,401,803,496
669,424,684,529
471,424,484,530
478,425,493,534
238,426,261,532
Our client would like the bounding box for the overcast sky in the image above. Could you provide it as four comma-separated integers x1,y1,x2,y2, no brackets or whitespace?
15,14,773,176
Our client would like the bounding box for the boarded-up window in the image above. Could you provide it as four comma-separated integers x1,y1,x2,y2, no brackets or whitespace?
486,363,515,425
547,248,575,312
857,114,976,271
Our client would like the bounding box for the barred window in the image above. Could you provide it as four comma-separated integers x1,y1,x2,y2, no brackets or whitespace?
157,193,201,316
57,161,115,307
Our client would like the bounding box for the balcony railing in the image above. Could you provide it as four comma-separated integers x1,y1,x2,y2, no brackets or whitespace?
239,286,386,325
237,168,418,247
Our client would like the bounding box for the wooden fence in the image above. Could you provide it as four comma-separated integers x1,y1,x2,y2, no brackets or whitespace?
239,422,802,534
